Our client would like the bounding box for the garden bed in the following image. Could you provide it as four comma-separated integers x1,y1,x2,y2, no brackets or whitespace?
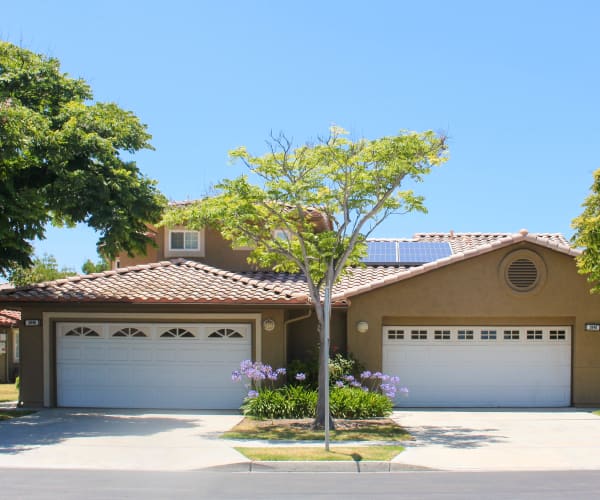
222,417,411,441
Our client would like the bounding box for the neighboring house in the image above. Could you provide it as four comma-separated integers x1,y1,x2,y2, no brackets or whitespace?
0,308,20,383
1,227,600,410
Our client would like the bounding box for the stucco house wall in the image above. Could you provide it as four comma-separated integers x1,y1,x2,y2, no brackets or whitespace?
15,303,289,407
346,242,600,405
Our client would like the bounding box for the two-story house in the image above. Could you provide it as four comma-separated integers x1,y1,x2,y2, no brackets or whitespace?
2,216,600,411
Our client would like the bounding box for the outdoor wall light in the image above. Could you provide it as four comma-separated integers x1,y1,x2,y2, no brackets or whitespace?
262,318,276,332
356,321,369,334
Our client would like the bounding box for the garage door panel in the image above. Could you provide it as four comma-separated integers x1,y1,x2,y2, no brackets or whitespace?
57,322,251,409
383,325,571,407
131,348,154,362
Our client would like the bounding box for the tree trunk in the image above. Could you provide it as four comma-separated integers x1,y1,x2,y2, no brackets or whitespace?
312,273,335,431
313,329,335,430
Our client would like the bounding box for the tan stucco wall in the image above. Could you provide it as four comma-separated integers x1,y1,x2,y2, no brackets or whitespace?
116,227,255,271
14,303,291,407
287,310,347,362
347,242,600,405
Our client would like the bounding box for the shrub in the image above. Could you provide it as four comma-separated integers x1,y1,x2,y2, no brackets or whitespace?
328,352,364,386
242,386,317,419
240,385,393,419
330,387,393,418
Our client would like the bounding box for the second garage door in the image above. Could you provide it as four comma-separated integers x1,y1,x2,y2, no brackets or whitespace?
382,325,571,407
56,322,251,409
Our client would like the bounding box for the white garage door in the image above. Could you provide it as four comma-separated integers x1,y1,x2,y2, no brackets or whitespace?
56,322,251,409
382,326,571,407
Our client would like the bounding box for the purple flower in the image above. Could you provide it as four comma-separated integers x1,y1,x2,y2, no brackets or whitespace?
344,375,355,382
295,372,306,381
276,368,287,376
399,386,409,394
373,372,383,379
390,376,400,384
231,370,242,382
335,380,345,388
350,380,362,388
247,390,259,398
361,386,369,392
360,370,372,379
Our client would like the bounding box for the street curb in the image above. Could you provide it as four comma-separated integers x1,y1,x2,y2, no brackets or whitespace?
204,461,435,473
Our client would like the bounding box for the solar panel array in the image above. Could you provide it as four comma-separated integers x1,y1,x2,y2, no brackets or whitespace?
363,241,452,265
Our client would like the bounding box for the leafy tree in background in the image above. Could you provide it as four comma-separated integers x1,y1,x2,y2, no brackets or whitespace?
81,255,110,274
0,41,166,276
163,125,448,434
572,168,600,292
8,253,76,286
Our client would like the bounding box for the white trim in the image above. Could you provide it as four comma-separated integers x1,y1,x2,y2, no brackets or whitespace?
12,330,19,363
166,229,205,257
42,312,262,407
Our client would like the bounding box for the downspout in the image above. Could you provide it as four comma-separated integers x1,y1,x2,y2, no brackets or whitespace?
283,309,313,364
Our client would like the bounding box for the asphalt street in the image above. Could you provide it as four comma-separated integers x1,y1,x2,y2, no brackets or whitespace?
1,469,600,499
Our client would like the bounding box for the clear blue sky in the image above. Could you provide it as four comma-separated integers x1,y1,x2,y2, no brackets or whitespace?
2,0,599,272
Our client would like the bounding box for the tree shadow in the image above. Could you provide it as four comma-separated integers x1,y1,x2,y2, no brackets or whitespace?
406,425,508,449
0,409,230,455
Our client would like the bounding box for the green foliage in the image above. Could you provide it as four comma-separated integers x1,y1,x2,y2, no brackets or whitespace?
15,377,19,390
329,388,393,419
0,41,166,275
287,358,318,387
572,168,600,293
329,352,364,386
7,254,76,286
81,257,110,274
241,385,392,419
242,387,318,419
288,352,364,388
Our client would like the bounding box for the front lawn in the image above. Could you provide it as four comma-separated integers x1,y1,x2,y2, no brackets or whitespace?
235,445,404,462
0,383,18,402
222,417,411,441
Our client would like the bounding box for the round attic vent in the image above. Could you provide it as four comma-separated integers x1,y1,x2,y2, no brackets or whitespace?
506,258,538,290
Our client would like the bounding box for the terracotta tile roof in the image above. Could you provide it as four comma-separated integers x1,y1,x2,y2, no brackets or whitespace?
411,231,570,253
0,231,578,305
0,309,20,327
0,260,309,304
333,230,580,300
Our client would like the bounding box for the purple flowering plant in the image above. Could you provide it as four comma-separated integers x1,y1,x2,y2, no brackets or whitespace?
330,370,408,400
231,360,287,399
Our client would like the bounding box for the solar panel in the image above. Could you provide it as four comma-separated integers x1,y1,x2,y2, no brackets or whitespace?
363,241,397,264
398,242,452,265
362,241,452,265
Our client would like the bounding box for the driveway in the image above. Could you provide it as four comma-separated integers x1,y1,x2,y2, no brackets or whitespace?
0,409,247,471
392,408,600,471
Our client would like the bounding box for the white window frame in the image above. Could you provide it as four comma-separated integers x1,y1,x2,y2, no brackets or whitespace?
165,228,205,257
13,330,19,362
169,230,200,251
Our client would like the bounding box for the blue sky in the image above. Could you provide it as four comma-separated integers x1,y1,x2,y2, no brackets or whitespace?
2,1,599,271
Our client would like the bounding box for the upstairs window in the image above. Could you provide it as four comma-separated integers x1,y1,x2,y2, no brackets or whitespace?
165,228,205,257
170,230,200,250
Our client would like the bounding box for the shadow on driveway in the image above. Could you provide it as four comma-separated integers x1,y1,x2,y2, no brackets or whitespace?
0,409,237,455
407,425,508,449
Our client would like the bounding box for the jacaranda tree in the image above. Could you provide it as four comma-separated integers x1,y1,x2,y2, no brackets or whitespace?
163,125,448,435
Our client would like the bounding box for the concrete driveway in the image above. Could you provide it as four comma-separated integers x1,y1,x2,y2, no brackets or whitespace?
0,409,247,471
392,408,600,471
